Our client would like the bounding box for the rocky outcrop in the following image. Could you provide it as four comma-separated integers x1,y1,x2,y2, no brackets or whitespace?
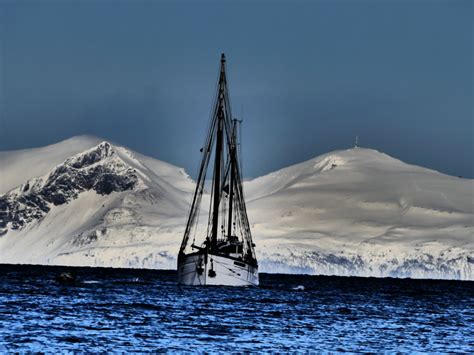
0,142,138,234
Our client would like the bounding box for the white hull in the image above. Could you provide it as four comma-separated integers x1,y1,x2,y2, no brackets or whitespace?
177,253,259,286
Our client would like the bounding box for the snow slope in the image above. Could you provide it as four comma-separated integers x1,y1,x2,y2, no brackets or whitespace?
0,137,472,280
0,136,103,194
245,148,473,280
0,139,193,269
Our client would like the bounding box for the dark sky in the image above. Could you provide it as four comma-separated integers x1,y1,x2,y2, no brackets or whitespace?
1,0,472,178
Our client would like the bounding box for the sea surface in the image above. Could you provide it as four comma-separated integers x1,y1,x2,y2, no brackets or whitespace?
0,264,472,352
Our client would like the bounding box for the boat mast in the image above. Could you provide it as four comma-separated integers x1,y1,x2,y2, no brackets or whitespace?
227,119,237,239
211,54,226,253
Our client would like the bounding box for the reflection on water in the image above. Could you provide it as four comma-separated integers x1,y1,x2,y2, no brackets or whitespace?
0,265,472,352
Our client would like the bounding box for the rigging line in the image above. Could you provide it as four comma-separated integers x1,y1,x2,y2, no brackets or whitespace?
220,146,226,239
239,120,243,181
219,71,235,145
207,161,215,238
234,184,255,258
224,75,233,123
191,188,203,246
186,62,219,223
195,59,220,192
208,109,224,236
207,156,231,240
222,108,240,176
203,59,222,143
181,113,218,251
220,115,256,256
221,158,232,238
190,185,204,245
220,60,233,119
193,59,222,222
184,119,214,215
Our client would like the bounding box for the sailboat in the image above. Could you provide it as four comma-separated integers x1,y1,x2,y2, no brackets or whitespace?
177,54,259,286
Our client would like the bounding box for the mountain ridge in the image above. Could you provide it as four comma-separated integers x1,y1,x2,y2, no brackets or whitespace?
0,136,472,279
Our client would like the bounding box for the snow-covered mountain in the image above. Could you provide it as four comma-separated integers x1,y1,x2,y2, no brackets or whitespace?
245,149,473,280
0,136,472,280
0,137,193,269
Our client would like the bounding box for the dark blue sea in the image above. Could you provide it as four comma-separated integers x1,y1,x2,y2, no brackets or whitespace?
0,264,472,352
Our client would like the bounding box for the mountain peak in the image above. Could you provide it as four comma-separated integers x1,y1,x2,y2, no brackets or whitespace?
0,141,139,234
312,147,402,165
64,141,115,170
